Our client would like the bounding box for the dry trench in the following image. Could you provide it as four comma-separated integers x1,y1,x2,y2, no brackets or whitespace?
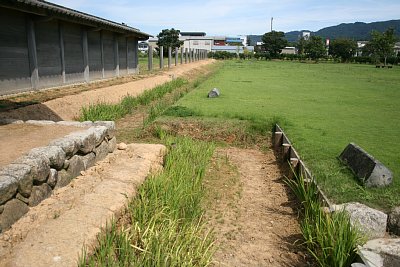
0,60,307,266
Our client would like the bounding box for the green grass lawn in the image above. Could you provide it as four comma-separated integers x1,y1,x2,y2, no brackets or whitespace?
175,60,400,211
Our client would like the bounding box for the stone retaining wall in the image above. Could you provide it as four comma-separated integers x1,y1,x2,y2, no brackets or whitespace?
0,120,117,233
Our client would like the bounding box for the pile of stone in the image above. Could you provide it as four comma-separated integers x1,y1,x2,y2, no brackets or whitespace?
0,120,116,233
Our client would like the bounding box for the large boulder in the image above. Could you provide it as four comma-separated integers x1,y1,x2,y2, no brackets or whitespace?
65,130,96,154
339,143,392,188
388,206,400,236
359,238,400,267
94,141,110,161
13,155,50,183
94,121,115,139
28,146,66,170
87,126,108,146
0,164,33,198
49,137,78,157
108,137,117,153
28,184,52,207
0,199,29,233
332,202,387,239
81,153,96,170
0,175,18,205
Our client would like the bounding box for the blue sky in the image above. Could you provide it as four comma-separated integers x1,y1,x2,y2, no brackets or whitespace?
52,0,400,36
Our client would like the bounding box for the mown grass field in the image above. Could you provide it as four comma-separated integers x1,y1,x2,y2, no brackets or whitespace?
174,60,400,210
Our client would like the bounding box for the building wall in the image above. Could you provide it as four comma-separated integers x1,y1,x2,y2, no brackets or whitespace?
0,7,140,96
183,39,213,51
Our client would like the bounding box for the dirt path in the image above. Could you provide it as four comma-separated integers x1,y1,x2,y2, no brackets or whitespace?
205,147,308,266
0,60,214,121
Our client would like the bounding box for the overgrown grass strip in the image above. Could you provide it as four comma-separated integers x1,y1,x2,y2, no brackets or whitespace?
285,172,365,267
78,78,187,121
79,136,216,266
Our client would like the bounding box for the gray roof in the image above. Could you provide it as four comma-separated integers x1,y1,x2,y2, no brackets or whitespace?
0,0,151,39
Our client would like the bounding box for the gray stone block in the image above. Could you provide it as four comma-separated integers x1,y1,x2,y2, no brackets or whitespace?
28,184,52,207
332,202,387,239
339,143,393,187
1,164,33,198
388,206,400,236
13,155,50,183
55,170,72,189
25,120,55,125
94,141,109,162
49,137,78,157
87,126,108,146
65,130,96,154
28,146,66,170
208,88,220,98
0,175,18,205
16,193,29,204
82,153,96,170
0,199,29,232
359,238,400,267
94,121,115,139
67,155,85,177
108,137,117,153
47,169,58,189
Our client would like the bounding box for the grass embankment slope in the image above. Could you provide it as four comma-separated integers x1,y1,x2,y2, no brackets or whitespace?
175,60,400,210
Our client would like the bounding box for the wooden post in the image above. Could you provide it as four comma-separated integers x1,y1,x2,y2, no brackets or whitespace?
273,132,283,150
168,46,172,69
100,31,105,78
180,47,184,64
175,47,178,66
82,29,89,82
58,22,66,83
185,48,188,63
114,35,119,76
159,46,163,69
148,47,153,71
27,17,39,90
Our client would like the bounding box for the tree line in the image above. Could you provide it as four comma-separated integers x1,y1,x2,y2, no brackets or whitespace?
260,28,398,65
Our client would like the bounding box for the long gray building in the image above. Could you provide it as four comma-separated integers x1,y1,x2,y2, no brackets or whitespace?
0,0,151,96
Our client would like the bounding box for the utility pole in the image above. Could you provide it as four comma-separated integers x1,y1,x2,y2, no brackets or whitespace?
271,17,273,32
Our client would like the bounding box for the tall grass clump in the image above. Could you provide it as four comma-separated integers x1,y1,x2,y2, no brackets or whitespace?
79,136,216,266
79,78,187,121
285,171,365,267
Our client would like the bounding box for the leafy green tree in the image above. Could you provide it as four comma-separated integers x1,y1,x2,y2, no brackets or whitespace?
296,37,307,55
261,31,288,58
363,28,397,66
329,38,357,62
304,36,326,60
156,28,183,56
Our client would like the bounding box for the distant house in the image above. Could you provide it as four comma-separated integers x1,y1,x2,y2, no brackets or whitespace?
0,0,150,96
138,41,149,53
281,47,297,54
180,34,213,51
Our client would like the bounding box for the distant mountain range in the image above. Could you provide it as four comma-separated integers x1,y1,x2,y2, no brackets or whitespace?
248,19,400,45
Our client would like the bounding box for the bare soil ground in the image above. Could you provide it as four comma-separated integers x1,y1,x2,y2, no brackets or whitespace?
0,124,85,167
204,147,308,266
